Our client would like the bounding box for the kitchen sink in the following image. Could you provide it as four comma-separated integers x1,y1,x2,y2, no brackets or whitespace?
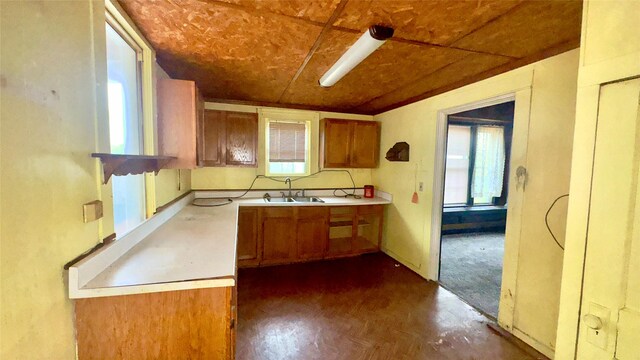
265,197,296,203
264,196,324,203
293,196,325,203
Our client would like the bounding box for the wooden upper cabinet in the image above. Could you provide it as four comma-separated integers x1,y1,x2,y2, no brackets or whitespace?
351,121,380,168
320,119,380,168
202,110,258,167
157,79,203,169
321,119,352,167
225,112,258,166
201,110,225,166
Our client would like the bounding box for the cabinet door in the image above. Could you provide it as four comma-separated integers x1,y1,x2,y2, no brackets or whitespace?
237,207,259,267
157,79,198,169
225,112,258,166
297,208,328,260
262,209,295,264
201,110,225,166
351,121,380,168
195,87,205,165
322,119,352,168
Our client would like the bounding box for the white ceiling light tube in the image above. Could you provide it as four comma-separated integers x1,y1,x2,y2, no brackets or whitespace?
319,25,394,87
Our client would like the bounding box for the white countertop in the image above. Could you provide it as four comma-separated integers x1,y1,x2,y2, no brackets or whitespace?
84,203,240,290
68,191,391,299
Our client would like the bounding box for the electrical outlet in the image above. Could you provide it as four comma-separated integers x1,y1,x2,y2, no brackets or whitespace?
419,182,424,192
83,200,103,223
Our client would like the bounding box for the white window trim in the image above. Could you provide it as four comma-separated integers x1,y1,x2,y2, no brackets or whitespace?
105,0,157,218
259,109,319,177
265,119,311,177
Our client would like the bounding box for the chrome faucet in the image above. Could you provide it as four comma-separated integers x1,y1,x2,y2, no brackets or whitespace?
284,177,293,197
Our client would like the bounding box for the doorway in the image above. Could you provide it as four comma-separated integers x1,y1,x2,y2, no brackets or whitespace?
438,101,514,318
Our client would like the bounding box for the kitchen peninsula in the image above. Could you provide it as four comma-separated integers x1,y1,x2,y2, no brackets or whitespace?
67,189,391,359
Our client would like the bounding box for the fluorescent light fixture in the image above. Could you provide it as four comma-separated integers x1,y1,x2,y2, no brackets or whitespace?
319,25,394,87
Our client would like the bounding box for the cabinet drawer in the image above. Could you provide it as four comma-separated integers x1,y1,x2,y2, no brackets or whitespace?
357,205,383,215
262,207,294,218
298,207,328,219
330,206,355,216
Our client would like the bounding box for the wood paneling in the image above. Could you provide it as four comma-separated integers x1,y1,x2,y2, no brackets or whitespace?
118,0,582,115
451,0,583,58
280,30,471,109
118,0,322,102
333,0,523,46
75,287,233,360
355,53,512,113
217,0,340,23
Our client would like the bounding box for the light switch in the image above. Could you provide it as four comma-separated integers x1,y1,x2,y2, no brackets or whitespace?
419,182,424,192
83,200,103,223
584,302,610,350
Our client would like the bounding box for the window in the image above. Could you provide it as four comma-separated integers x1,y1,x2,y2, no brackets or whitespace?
106,19,146,236
443,125,471,205
444,124,507,206
266,119,310,176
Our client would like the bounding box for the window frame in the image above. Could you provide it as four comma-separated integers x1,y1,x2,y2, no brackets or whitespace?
259,108,318,178
264,118,312,177
443,120,511,208
104,1,157,233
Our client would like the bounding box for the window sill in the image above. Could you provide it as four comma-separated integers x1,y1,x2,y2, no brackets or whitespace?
443,205,507,213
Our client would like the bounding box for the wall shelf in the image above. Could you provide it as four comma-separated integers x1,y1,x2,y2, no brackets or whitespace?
91,153,176,184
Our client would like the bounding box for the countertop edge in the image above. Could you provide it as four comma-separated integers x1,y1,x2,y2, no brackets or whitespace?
70,277,235,299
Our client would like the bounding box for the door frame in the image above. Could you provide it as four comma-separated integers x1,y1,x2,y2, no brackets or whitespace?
428,89,533,332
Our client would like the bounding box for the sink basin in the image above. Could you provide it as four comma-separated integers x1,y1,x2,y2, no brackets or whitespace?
264,196,324,203
293,196,325,203
265,197,296,203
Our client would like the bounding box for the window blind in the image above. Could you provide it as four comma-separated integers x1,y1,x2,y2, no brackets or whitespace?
269,121,306,163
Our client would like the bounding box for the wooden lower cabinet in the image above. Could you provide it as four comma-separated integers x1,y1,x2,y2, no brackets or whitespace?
75,286,235,360
238,205,384,268
261,207,296,265
297,207,328,260
237,207,259,267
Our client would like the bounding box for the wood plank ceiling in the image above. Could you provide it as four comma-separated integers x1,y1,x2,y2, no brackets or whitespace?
118,0,582,115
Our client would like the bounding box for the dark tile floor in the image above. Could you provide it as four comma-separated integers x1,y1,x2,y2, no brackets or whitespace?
440,232,505,318
237,253,543,360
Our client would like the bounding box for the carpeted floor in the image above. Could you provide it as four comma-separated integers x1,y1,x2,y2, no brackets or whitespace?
439,231,505,318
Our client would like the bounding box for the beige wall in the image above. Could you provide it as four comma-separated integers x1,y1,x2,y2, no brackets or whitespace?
0,1,190,358
555,0,640,358
372,49,579,356
1,2,104,358
510,50,577,353
191,102,374,191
